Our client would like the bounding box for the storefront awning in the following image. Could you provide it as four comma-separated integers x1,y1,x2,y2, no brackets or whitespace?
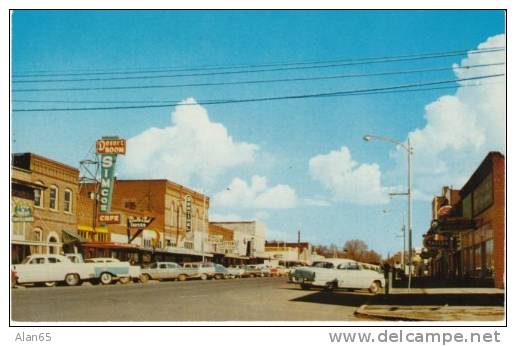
78,225,109,234
80,242,139,250
62,229,87,244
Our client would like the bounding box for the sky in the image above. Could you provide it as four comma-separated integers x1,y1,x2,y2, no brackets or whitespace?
11,10,506,257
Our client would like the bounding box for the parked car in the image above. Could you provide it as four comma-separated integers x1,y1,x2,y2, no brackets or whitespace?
213,264,230,279
226,265,245,278
183,262,217,280
290,259,351,285
12,254,96,287
242,265,265,278
293,259,385,293
140,262,196,282
69,254,141,284
270,265,288,277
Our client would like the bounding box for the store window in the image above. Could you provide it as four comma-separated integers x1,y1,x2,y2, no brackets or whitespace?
484,239,494,278
49,185,58,211
64,189,72,213
473,172,493,216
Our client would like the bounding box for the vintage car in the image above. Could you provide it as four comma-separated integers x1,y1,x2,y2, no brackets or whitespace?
12,254,141,287
12,254,96,287
226,265,245,278
292,259,385,293
242,265,266,278
70,254,141,284
270,265,288,277
140,262,197,282
213,264,231,279
182,262,217,280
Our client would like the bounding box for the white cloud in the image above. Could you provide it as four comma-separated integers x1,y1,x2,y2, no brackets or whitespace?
393,33,506,195
308,146,391,205
118,98,259,185
213,175,298,209
209,213,246,222
302,197,331,207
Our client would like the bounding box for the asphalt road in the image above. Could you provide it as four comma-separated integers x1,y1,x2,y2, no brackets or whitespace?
11,277,373,322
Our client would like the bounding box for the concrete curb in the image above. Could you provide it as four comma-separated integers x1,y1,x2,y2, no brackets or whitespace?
355,304,505,321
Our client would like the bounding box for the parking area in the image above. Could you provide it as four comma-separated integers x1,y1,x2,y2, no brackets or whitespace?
11,277,366,322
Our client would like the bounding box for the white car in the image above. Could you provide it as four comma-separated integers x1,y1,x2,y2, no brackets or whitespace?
12,254,96,287
226,265,245,278
293,259,385,294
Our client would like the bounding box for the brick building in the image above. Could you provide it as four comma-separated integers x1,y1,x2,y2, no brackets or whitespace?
423,152,505,288
11,153,79,263
77,179,211,264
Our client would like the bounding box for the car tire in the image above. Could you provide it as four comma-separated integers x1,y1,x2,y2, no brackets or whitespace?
65,273,80,286
119,277,131,285
177,274,187,281
99,272,113,285
139,274,150,283
44,281,56,287
369,281,381,294
300,283,311,290
200,273,208,280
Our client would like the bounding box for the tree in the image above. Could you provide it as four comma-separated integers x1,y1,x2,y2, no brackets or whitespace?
343,239,368,261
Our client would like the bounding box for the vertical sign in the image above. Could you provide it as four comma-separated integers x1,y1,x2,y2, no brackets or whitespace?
185,195,192,233
96,136,126,214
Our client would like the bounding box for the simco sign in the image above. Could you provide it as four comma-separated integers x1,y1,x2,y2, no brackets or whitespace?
97,136,125,214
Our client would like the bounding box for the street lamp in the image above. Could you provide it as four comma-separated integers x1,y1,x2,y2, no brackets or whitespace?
364,133,413,291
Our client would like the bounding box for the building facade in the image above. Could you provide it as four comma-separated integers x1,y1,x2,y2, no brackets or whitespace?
423,152,505,288
210,221,267,261
11,153,79,263
77,179,210,264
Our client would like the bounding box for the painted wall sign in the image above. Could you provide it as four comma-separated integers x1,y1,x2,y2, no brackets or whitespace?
185,195,192,233
97,136,125,213
12,201,34,222
98,213,121,224
127,216,154,229
96,138,126,154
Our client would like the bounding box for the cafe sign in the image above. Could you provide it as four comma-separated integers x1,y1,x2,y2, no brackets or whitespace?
97,136,126,213
127,216,154,229
98,213,121,224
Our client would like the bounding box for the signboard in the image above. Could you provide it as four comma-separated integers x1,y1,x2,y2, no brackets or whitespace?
127,216,154,229
185,195,192,233
96,138,126,154
423,237,451,249
12,201,34,222
96,136,125,213
98,213,121,224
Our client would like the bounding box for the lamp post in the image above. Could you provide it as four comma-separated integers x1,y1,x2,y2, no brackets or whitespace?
364,134,413,291
383,209,406,270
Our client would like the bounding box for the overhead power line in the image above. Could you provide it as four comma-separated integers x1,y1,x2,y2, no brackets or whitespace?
12,62,505,93
13,80,505,105
11,73,504,112
12,47,505,84
13,46,505,78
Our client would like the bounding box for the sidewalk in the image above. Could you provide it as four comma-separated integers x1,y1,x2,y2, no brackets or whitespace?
355,287,505,321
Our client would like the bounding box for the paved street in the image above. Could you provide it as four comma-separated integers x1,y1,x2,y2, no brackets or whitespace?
11,277,372,322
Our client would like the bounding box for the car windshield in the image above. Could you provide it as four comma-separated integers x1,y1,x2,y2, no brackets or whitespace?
312,261,334,268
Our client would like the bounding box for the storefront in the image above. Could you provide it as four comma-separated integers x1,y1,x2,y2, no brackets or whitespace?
423,152,505,288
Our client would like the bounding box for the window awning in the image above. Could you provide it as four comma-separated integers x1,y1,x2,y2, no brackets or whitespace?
77,225,109,234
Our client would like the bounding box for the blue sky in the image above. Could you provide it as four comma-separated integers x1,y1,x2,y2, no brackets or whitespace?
11,10,506,257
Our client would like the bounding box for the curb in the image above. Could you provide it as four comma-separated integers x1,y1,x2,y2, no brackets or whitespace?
355,305,424,321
